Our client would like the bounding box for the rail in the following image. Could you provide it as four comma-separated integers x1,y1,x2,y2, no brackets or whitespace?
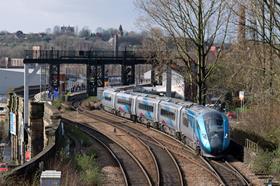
225,161,251,185
79,109,184,186
154,136,184,186
203,158,250,186
200,157,226,185
62,118,152,186
62,118,128,186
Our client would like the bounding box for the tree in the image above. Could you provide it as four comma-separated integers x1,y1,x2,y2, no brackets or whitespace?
119,25,124,36
137,0,232,104
53,25,61,35
45,28,52,34
234,0,280,98
79,27,91,38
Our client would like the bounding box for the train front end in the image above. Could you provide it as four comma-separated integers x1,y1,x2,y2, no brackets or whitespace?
197,111,230,157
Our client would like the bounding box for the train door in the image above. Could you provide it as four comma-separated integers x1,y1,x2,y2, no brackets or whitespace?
180,111,194,146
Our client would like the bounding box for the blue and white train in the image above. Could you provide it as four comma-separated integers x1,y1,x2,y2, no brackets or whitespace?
102,88,230,157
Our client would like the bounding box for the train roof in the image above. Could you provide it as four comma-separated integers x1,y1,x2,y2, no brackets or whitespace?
187,104,220,116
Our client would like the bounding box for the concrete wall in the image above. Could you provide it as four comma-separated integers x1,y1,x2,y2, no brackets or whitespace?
43,103,61,147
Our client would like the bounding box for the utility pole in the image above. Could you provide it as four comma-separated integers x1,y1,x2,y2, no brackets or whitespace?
166,65,172,97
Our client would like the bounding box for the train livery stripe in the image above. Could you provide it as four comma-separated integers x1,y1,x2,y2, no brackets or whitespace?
222,116,230,150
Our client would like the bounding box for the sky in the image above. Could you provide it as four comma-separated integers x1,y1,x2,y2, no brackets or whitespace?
0,0,140,33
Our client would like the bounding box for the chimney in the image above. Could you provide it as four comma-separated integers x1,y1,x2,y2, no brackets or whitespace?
238,5,246,43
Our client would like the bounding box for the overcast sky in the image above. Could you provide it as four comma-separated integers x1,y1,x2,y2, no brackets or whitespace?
1,0,140,33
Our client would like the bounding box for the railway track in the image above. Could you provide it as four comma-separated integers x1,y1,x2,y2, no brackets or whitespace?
62,118,152,186
202,158,251,186
79,108,184,186
82,110,224,184
70,98,250,185
63,119,127,185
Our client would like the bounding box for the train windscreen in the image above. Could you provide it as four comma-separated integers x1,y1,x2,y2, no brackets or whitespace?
204,112,223,126
203,112,225,153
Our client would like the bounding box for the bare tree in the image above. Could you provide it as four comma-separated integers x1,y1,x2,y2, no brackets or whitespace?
137,0,232,104
235,0,280,96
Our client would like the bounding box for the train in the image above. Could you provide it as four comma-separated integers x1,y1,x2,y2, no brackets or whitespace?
102,88,230,157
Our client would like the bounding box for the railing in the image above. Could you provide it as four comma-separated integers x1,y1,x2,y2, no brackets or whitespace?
24,50,144,60
245,138,259,153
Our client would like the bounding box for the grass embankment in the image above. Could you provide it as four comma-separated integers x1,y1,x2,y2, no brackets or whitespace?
237,103,280,180
58,125,101,186
1,125,101,186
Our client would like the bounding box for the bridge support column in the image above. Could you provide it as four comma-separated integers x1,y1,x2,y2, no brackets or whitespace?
166,65,172,97
131,65,135,85
49,64,60,98
87,64,105,96
121,65,135,85
87,64,97,96
151,65,156,86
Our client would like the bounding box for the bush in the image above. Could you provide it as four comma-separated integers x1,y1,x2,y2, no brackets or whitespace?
66,125,91,147
271,147,280,177
252,150,274,174
87,96,99,102
75,154,101,185
52,99,62,110
252,146,280,180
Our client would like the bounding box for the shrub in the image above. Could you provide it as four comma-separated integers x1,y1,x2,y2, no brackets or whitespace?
75,154,101,185
252,150,274,174
271,147,280,177
66,125,91,147
87,96,99,102
52,99,62,110
76,154,94,171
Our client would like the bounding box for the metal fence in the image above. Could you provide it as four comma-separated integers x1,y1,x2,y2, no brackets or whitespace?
24,50,143,60
245,138,259,153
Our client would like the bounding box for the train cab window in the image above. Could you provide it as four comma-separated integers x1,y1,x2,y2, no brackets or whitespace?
204,112,223,132
160,109,175,120
139,103,154,112
105,96,111,101
117,98,131,106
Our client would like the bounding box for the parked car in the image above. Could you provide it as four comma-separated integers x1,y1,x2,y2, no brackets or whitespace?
0,163,8,173
227,111,237,119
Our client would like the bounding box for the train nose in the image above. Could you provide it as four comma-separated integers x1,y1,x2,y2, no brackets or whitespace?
209,133,223,154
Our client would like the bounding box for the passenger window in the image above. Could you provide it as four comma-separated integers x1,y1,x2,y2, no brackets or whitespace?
182,115,189,128
105,96,111,101
117,98,131,105
139,103,154,112
160,109,175,120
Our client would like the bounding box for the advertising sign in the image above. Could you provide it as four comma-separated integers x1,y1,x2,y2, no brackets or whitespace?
10,112,16,135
